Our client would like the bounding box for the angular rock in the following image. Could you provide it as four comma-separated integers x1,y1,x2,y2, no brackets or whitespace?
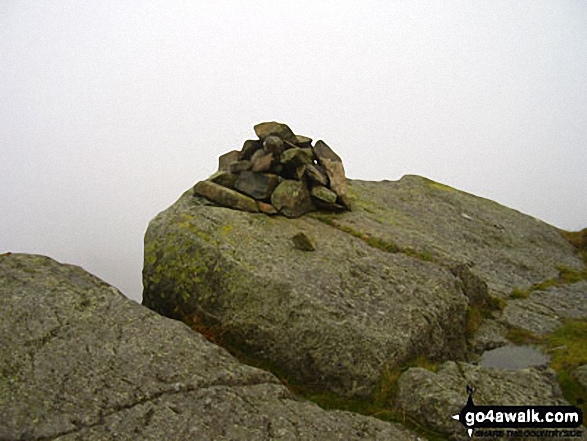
0,253,422,441
311,185,338,205
280,147,314,168
263,136,284,156
292,232,316,251
270,180,316,218
450,263,489,306
250,149,274,173
207,170,238,189
256,201,278,215
253,121,297,144
313,140,350,208
218,150,240,172
295,134,313,148
193,180,259,213
305,163,329,186
229,160,252,174
395,361,568,440
239,139,261,161
234,171,280,201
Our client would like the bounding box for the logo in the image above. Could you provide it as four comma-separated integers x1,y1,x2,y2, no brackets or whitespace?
452,386,584,438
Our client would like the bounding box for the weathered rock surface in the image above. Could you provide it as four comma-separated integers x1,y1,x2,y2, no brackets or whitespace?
143,183,470,398
0,253,423,441
575,364,587,390
254,121,297,144
341,176,582,297
499,280,587,335
395,361,571,440
313,140,350,208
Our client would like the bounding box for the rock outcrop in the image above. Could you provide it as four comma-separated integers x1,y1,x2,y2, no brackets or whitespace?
142,174,583,400
395,361,571,440
0,253,422,440
193,121,350,217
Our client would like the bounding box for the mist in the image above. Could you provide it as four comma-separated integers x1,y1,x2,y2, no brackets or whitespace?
2,1,586,302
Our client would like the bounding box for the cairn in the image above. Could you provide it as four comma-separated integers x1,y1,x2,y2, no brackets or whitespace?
193,121,351,218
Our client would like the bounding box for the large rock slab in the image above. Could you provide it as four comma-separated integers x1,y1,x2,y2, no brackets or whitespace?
0,253,422,441
143,185,469,398
342,176,583,297
500,280,587,335
395,361,572,440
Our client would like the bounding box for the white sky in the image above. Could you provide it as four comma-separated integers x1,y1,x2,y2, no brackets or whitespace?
1,1,586,302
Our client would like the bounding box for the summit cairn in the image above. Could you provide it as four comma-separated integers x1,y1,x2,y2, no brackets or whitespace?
193,121,351,217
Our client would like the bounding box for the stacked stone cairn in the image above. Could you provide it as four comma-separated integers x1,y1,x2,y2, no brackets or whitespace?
193,121,351,218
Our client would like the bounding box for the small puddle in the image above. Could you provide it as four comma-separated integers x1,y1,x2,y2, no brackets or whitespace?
479,345,550,369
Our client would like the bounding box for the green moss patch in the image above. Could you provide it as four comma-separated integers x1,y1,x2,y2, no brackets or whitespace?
310,212,435,262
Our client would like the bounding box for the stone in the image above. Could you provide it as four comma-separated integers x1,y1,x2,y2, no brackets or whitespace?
193,180,259,213
229,160,252,174
262,136,284,155
295,134,313,148
0,253,422,441
256,201,278,215
395,361,568,440
239,139,261,161
270,180,316,218
305,163,329,186
313,140,350,208
218,150,240,171
280,147,314,168
250,150,274,173
499,280,587,335
450,263,489,306
234,171,280,201
253,121,297,144
207,171,238,189
311,185,338,205
292,232,316,251
574,364,587,390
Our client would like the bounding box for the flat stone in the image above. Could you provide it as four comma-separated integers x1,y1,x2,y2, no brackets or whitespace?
311,185,338,205
239,139,261,161
270,180,316,218
253,121,297,144
305,163,329,186
234,172,280,201
263,136,284,156
218,150,240,172
251,150,274,173
229,160,252,174
207,171,238,189
256,201,278,215
295,135,312,148
292,232,316,251
193,180,259,213
313,140,350,209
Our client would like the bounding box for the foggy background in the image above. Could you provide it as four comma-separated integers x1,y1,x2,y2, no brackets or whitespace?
2,1,586,302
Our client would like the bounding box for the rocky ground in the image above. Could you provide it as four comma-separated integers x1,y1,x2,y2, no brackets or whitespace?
0,253,422,441
142,173,586,440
